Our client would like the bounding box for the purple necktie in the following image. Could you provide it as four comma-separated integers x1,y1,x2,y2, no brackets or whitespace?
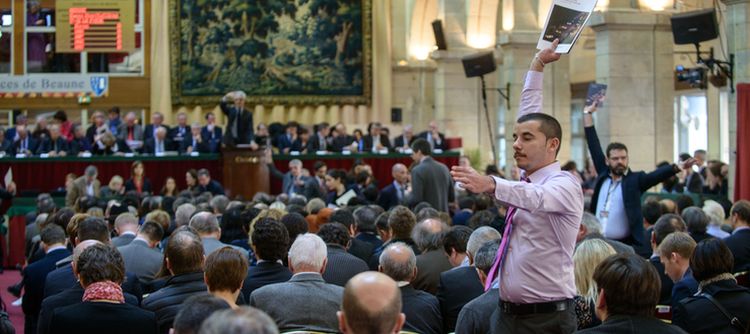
484,176,530,291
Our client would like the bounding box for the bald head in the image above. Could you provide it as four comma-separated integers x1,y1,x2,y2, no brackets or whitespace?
378,242,416,282
339,272,404,334
391,163,408,184
411,218,448,252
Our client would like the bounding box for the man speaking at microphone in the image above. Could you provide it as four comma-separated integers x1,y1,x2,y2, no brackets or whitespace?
451,39,583,334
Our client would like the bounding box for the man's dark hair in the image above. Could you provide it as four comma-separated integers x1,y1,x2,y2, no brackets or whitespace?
286,204,307,218
76,244,125,286
251,218,289,262
197,169,210,177
165,229,204,275
314,161,326,171
517,113,563,155
388,206,416,239
286,121,299,129
77,216,110,243
416,207,440,223
682,207,709,234
353,206,378,233
330,209,356,229
642,200,663,226
593,253,660,317
410,138,431,156
443,225,472,255
691,238,734,282
47,207,75,233
40,225,66,246
318,223,350,248
468,210,497,230
412,202,432,215
280,213,308,243
172,295,231,334
458,197,475,210
675,195,695,214
375,211,390,232
605,142,628,158
139,221,165,243
678,153,692,162
652,214,687,246
219,208,246,243
474,194,492,211
731,200,750,222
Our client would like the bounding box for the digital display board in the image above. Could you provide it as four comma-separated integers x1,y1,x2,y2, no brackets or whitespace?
55,0,135,53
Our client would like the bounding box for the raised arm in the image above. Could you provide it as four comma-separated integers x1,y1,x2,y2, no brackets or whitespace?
489,175,583,215
517,39,561,119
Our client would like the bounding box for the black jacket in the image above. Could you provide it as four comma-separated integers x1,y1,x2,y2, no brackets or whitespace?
322,245,368,287
44,263,143,302
650,255,676,305
197,179,225,196
586,125,677,253
219,101,254,146
241,261,292,302
141,271,209,334
36,137,69,155
37,285,140,334
21,248,71,317
724,229,750,272
124,177,153,194
576,315,687,333
401,285,443,334
673,279,750,334
436,266,485,332
50,301,157,334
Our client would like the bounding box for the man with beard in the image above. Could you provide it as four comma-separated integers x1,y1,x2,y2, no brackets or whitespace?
583,103,695,257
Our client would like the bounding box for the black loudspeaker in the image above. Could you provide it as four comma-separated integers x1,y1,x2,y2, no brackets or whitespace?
391,108,402,123
671,9,718,45
432,20,448,50
462,51,496,78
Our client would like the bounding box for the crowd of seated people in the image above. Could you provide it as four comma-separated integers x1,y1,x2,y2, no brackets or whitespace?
0,108,451,157
4,140,748,334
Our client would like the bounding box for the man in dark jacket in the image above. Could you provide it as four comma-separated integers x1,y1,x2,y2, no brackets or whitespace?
583,103,695,256
219,91,255,148
142,229,208,334
241,219,292,301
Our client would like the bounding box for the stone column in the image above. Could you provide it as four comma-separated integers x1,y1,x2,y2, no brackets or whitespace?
721,0,750,200
588,10,674,172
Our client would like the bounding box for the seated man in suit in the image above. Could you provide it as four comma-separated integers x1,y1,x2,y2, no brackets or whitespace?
266,154,321,199
319,223,369,287
338,272,406,334
189,212,247,257
143,111,170,142
250,233,344,332
393,124,415,152
377,163,409,211
116,112,144,152
241,218,292,301
22,225,71,334
574,253,686,334
412,218,452,295
142,229,209,333
436,226,484,333
196,169,225,196
65,165,100,208
118,221,164,285
308,122,330,152
725,200,750,272
201,112,223,153
11,125,38,155
650,214,688,305
658,232,698,308
362,122,391,152
143,127,173,154
455,240,502,334
169,112,190,145
275,121,299,154
111,213,139,247
180,123,210,154
379,242,443,334
36,124,68,157
417,120,446,151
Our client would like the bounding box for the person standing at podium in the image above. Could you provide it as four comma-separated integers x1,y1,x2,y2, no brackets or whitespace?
220,91,257,149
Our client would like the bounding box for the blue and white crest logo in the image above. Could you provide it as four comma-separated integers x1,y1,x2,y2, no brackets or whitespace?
90,76,108,97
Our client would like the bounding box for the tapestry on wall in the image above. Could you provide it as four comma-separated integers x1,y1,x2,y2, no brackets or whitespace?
169,0,372,105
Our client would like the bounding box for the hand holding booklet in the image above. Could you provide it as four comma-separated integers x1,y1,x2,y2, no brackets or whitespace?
537,0,599,53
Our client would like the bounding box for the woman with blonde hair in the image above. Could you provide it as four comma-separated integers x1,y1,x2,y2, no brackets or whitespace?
573,238,616,329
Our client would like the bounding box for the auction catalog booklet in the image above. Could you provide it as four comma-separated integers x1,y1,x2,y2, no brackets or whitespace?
537,0,599,53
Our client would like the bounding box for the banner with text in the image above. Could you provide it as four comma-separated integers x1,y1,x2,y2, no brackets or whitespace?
0,75,109,98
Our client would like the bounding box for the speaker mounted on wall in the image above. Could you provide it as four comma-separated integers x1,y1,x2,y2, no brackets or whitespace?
432,19,448,50
670,9,718,45
461,51,496,78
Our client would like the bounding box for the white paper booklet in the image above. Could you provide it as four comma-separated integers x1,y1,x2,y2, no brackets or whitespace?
4,168,12,188
537,0,599,53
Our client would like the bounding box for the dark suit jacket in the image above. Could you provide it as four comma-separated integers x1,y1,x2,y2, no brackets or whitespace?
22,248,71,317
586,125,677,253
118,239,163,284
307,133,329,152
250,272,343,333
348,238,374,264
37,285,140,334
197,180,225,196
456,288,498,334
413,249,454,295
673,279,750,334
322,245,368,286
267,164,322,199
50,301,158,334
11,136,39,155
436,266,485,332
417,131,446,150
141,272,208,334
724,229,750,272
355,232,383,250
143,124,170,142
241,261,292,302
275,134,294,152
330,135,354,152
377,182,403,210
69,137,92,155
401,285,443,334
408,156,454,212
576,315,688,333
672,269,699,307
44,264,143,302
111,233,136,247
201,125,223,153
290,138,309,153
168,125,189,144
650,255,675,305
143,138,174,154
179,135,210,154
684,172,704,194
393,134,414,149
0,138,11,154
219,101,254,146
36,137,69,155
362,134,391,151
124,177,153,194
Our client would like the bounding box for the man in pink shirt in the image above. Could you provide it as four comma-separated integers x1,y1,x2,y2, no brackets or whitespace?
452,39,583,333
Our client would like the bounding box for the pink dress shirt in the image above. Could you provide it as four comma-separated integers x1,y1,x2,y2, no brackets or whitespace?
490,70,584,303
